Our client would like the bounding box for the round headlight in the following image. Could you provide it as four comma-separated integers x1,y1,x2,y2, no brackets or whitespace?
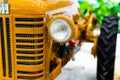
48,15,75,43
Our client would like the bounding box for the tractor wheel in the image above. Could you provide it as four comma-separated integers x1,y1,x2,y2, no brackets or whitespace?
97,15,118,80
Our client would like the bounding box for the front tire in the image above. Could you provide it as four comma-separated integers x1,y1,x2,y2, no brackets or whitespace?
97,15,118,80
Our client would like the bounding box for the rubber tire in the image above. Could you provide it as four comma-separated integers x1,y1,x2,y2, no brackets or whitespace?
97,15,118,80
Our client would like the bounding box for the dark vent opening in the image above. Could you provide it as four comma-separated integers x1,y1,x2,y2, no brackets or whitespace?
16,45,43,49
17,61,43,65
16,39,43,43
6,18,12,78
17,70,43,74
0,18,6,77
17,75,43,79
15,24,43,28
17,50,43,54
16,34,43,38
17,56,43,60
15,18,43,22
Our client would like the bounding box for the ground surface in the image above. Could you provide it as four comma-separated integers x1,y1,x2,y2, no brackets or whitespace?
55,34,120,80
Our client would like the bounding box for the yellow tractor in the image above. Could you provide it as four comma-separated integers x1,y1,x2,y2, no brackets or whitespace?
0,0,118,80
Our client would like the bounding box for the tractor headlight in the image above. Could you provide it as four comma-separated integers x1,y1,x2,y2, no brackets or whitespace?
48,15,75,43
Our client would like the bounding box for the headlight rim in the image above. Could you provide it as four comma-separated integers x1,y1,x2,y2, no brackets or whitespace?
48,15,75,43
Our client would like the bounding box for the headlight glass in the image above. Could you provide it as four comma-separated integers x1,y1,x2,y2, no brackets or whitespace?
50,19,72,42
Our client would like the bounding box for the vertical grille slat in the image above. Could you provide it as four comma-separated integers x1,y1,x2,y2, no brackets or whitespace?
0,18,6,77
6,18,12,78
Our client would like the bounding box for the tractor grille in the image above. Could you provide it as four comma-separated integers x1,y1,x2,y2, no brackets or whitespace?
0,15,45,80
14,15,45,80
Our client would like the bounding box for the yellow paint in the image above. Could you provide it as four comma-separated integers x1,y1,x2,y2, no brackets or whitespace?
0,0,99,80
46,0,73,11
0,0,72,15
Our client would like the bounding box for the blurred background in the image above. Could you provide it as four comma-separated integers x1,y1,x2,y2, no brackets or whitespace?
55,0,120,80
55,35,120,80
